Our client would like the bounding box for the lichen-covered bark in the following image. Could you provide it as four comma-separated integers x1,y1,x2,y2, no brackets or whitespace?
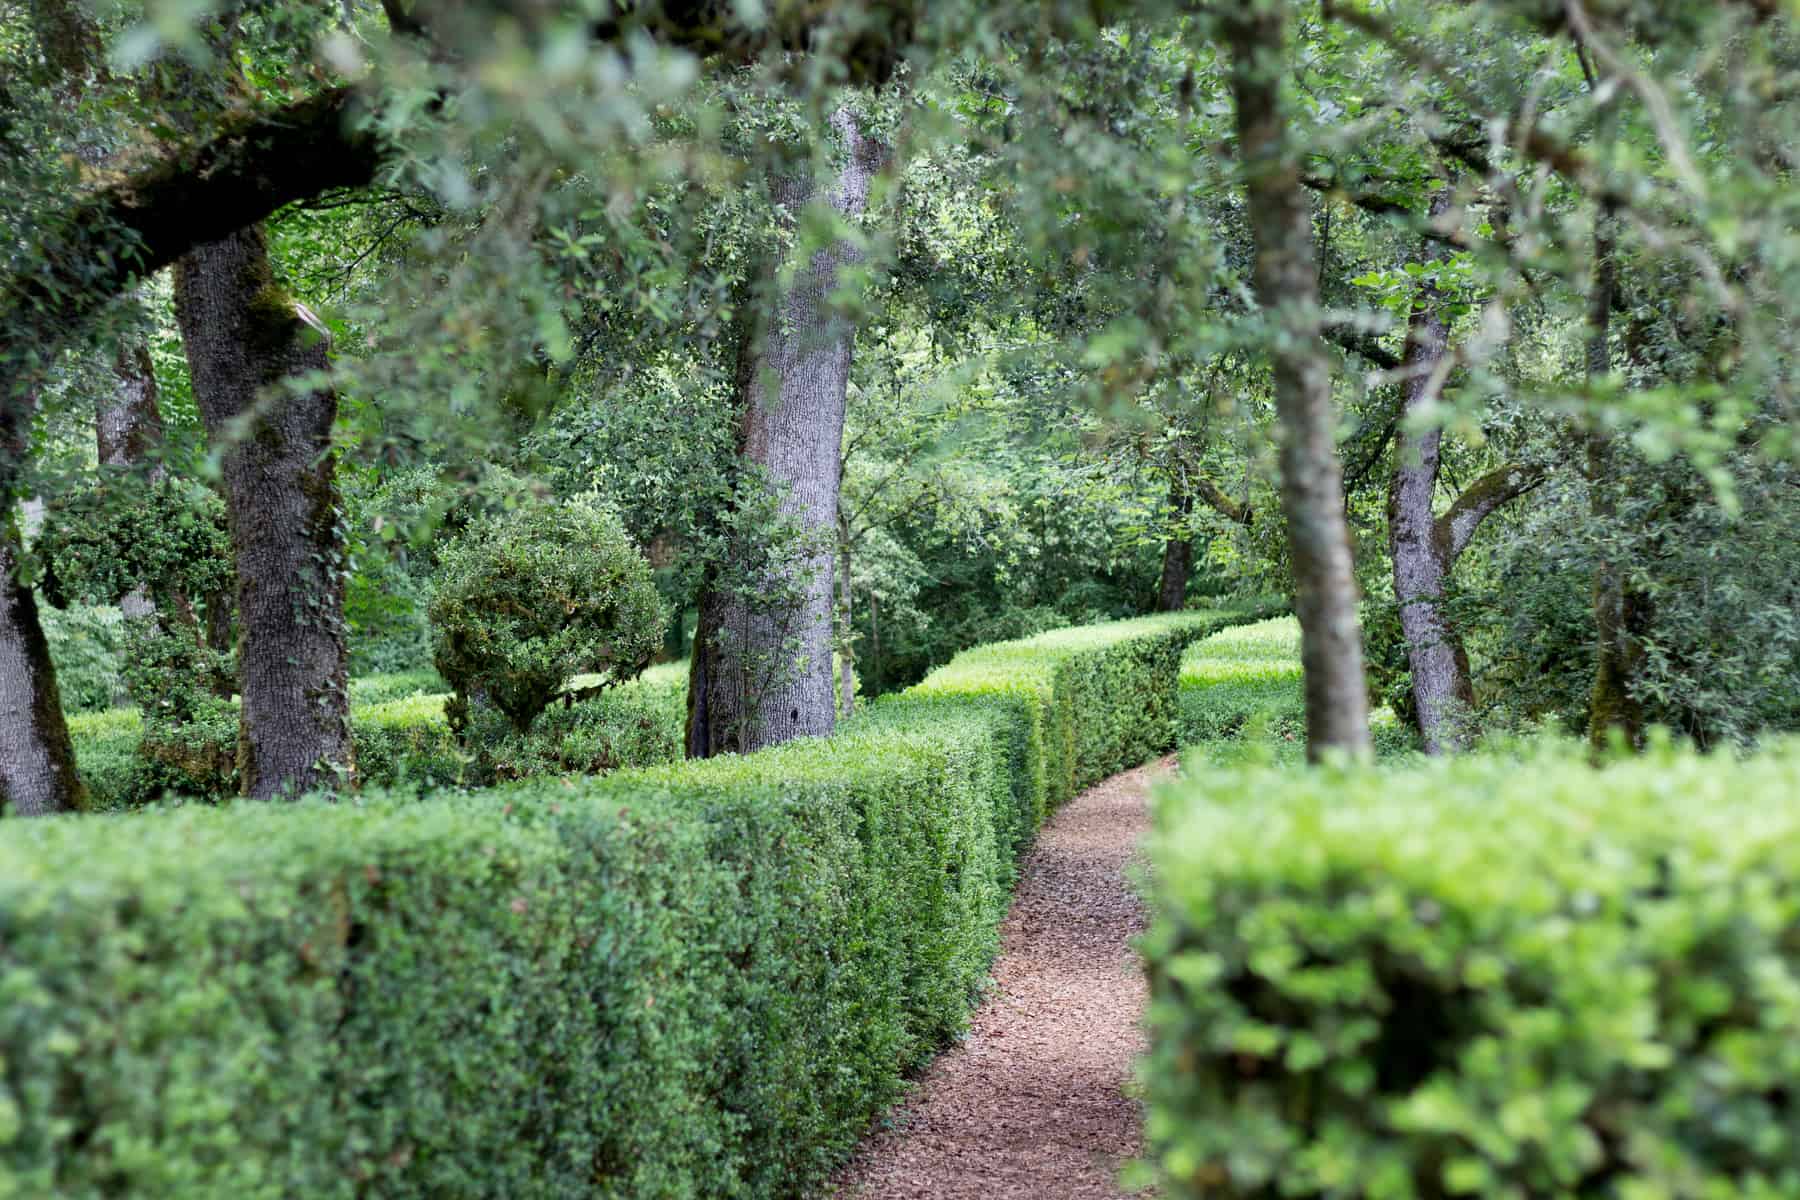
174,226,353,797
0,525,85,816
688,109,883,758
1225,2,1372,761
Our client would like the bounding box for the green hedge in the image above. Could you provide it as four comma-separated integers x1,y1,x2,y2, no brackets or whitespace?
1139,740,1800,1198
1,608,1256,1198
1177,616,1307,746
67,663,691,808
1177,616,1417,761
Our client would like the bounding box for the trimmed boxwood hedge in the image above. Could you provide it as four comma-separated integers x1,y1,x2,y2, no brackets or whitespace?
66,662,692,808
1175,616,1417,762
1139,740,1800,1198
0,608,1259,1198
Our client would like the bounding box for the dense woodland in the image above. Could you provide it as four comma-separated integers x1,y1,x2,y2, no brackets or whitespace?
4,0,1794,818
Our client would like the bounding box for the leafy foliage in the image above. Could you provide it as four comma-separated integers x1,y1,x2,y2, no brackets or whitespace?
429,495,665,735
1141,740,1800,1198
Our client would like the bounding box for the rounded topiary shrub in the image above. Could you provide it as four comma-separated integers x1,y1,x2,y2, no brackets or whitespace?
429,496,667,734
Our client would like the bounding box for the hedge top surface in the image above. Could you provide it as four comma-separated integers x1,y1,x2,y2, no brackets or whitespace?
1154,738,1800,937
1178,616,1302,686
921,611,1236,691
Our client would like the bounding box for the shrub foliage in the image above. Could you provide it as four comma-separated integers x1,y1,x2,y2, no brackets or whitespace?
429,497,666,734
1140,742,1800,1198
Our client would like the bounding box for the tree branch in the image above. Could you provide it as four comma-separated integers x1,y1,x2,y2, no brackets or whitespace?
2,87,382,375
1192,474,1253,525
1436,461,1550,562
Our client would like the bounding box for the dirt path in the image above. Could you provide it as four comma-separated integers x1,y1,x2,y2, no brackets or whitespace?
830,759,1168,1199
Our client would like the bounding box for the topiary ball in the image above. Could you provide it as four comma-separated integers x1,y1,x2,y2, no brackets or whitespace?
428,495,667,734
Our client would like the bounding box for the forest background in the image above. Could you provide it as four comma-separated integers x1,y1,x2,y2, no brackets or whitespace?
1,0,1795,816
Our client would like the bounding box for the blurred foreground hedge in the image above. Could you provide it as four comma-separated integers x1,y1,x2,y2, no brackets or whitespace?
1140,741,1800,1198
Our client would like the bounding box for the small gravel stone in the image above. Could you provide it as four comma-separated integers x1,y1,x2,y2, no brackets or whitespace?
829,759,1170,1199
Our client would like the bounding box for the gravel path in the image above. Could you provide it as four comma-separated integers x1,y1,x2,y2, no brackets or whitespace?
830,759,1168,1199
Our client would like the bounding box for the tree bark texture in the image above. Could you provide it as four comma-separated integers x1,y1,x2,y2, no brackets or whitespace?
0,524,85,816
1156,485,1196,612
1387,187,1471,754
687,109,882,758
174,226,353,797
1583,205,1644,752
99,338,167,622
837,518,856,718
1225,3,1373,761
0,387,83,815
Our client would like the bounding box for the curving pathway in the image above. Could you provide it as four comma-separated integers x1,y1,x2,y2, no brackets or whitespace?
830,759,1168,1199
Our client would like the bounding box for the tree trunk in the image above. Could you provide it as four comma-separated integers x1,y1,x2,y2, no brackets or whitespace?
0,525,85,816
1224,4,1372,761
1388,188,1471,755
173,225,353,797
98,337,167,622
1584,205,1644,752
687,109,883,758
837,516,856,718
1156,485,1195,612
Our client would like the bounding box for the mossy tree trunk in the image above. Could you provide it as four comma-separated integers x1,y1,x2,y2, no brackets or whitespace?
0,394,83,816
688,109,884,758
1224,1,1372,762
174,226,354,798
1584,203,1645,752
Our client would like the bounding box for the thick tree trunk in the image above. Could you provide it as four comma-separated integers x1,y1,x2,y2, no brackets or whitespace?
687,110,883,758
0,527,85,816
1388,188,1471,755
174,226,353,797
0,390,83,815
1225,4,1372,761
1156,486,1195,613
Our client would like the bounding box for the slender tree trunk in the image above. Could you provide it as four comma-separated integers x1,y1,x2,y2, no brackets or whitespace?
837,515,856,718
687,108,883,757
98,337,167,622
174,225,353,797
1584,205,1643,752
1156,484,1195,613
1224,3,1372,761
1388,188,1471,754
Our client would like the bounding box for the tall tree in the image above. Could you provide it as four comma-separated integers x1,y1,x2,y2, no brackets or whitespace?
1387,186,1545,753
1220,1,1372,760
174,227,354,797
688,108,885,757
